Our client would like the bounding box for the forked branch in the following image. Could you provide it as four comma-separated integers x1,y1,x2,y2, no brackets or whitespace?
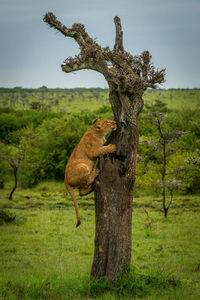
44,12,86,46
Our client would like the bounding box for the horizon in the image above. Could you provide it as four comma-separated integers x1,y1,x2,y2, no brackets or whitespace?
0,86,200,90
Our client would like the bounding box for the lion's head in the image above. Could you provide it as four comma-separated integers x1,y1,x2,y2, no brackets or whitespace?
92,119,117,135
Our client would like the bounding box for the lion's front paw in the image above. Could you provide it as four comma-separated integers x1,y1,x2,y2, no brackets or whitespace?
108,144,117,153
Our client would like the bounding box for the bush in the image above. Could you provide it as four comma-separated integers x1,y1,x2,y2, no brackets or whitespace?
0,209,16,225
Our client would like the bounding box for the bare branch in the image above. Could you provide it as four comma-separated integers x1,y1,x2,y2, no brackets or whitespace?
169,166,197,175
113,16,124,52
44,12,110,76
61,56,92,73
185,156,200,166
143,207,152,229
61,53,106,74
43,12,78,40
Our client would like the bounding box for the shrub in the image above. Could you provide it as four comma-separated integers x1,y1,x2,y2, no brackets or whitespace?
0,209,16,225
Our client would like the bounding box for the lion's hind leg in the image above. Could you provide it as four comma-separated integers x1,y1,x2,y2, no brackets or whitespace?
66,163,91,187
79,168,99,196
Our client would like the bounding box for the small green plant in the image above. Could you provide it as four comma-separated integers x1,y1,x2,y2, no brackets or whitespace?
88,277,112,297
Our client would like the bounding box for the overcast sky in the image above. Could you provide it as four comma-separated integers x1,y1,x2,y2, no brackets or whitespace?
0,0,200,89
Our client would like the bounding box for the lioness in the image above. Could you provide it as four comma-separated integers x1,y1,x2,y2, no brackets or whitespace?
64,119,117,227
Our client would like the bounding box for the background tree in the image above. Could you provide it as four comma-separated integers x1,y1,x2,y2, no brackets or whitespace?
0,138,25,200
43,13,165,283
0,132,38,199
139,112,191,217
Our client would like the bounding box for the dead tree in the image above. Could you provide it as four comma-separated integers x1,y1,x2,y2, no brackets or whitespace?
43,13,165,283
149,113,185,217
8,155,22,200
1,134,37,200
0,140,25,200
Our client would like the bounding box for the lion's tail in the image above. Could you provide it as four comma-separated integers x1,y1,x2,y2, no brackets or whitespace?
64,178,81,227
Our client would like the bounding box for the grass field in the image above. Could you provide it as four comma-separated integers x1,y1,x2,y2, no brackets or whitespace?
0,87,200,299
143,89,200,110
1,88,200,113
0,88,109,113
0,181,200,299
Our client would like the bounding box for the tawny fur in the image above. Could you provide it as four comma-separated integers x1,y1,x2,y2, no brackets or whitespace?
64,119,117,227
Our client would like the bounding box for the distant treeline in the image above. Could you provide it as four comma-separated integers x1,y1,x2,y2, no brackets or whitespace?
1,87,200,94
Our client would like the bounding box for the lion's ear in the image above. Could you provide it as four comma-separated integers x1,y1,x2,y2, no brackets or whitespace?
92,119,98,124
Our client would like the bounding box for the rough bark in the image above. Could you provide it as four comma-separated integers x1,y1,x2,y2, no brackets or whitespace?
43,13,165,283
91,97,139,281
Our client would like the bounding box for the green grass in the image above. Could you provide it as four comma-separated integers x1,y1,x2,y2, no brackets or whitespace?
0,182,200,299
0,89,110,114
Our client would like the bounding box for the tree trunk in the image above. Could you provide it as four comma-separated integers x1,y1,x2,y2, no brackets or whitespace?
162,175,167,217
164,206,168,218
9,167,18,200
91,90,139,283
91,159,134,282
